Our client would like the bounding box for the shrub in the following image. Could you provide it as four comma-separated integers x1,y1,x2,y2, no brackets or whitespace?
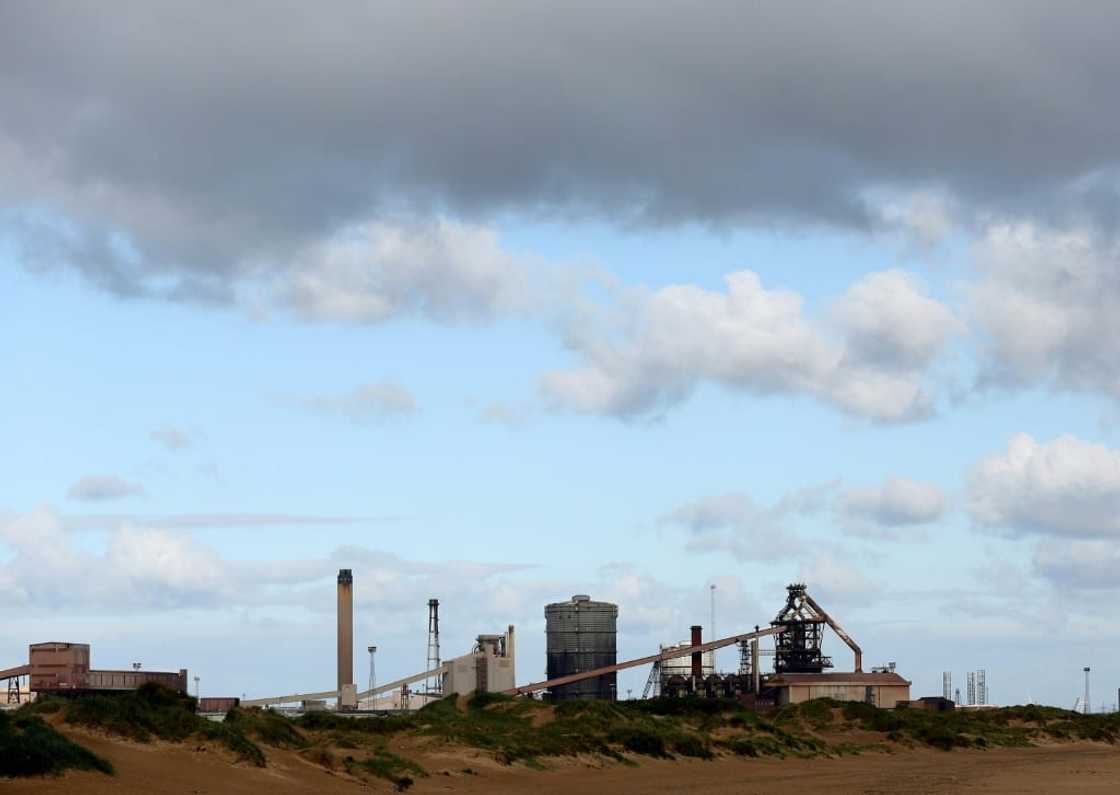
301,745,336,770
670,733,713,759
607,725,669,758
720,737,760,757
345,750,425,790
225,708,308,749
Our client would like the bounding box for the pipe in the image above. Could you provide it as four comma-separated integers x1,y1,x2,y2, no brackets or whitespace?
505,626,783,696
803,592,862,672
690,625,703,679
751,638,760,694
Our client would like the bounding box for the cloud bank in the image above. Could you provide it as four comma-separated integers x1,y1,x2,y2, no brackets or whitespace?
543,269,958,421
66,475,146,502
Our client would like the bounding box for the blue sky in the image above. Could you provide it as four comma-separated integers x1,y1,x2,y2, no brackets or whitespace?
4,2,1120,710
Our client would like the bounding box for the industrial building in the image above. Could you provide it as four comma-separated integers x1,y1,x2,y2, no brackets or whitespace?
1,642,187,701
244,570,517,710
3,568,912,717
442,630,516,695
545,594,618,701
510,584,911,709
767,672,911,707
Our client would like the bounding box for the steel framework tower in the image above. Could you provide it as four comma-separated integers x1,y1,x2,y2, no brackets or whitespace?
772,584,833,673
942,671,952,701
642,661,661,699
967,671,977,705
426,599,441,696
977,669,987,705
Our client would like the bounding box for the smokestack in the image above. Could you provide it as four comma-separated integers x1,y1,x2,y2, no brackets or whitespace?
690,625,702,679
337,569,354,690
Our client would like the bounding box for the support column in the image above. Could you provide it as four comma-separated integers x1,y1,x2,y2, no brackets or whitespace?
751,638,760,694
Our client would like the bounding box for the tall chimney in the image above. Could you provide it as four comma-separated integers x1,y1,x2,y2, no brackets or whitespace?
337,569,354,690
690,625,703,679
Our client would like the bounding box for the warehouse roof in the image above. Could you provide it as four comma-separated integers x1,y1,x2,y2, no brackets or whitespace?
767,672,911,686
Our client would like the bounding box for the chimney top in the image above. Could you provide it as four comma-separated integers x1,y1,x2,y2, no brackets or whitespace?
338,569,353,585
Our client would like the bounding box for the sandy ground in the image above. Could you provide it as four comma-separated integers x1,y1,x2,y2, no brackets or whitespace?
3,730,1119,794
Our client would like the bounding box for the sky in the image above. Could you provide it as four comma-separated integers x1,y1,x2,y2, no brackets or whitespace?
3,1,1120,709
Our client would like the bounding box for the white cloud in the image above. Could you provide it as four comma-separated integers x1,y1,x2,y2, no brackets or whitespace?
797,555,881,608
0,507,229,609
62,513,375,531
971,222,1120,398
66,474,145,501
0,506,767,676
831,270,963,371
662,484,835,561
542,269,957,422
476,401,534,428
282,219,532,325
838,477,946,532
291,381,418,423
967,433,1120,538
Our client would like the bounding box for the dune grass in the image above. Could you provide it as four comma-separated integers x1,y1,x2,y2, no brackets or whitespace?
0,709,113,778
35,683,267,767
13,687,1120,781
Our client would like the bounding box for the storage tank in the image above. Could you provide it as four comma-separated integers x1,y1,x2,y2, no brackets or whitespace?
659,641,714,686
545,594,618,701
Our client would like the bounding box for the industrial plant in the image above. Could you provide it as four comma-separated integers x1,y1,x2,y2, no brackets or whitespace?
0,642,188,703
14,572,1046,716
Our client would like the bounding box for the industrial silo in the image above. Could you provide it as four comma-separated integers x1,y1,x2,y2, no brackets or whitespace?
545,594,618,701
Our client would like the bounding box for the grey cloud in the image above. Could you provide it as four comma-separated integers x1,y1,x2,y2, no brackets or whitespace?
6,2,1120,298
541,269,955,422
1033,540,1120,590
967,433,1120,538
838,477,946,529
290,382,418,423
150,425,193,451
66,474,145,501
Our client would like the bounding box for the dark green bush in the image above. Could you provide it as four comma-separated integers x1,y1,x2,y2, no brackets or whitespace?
670,733,713,759
224,707,308,748
345,750,425,790
607,725,669,758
